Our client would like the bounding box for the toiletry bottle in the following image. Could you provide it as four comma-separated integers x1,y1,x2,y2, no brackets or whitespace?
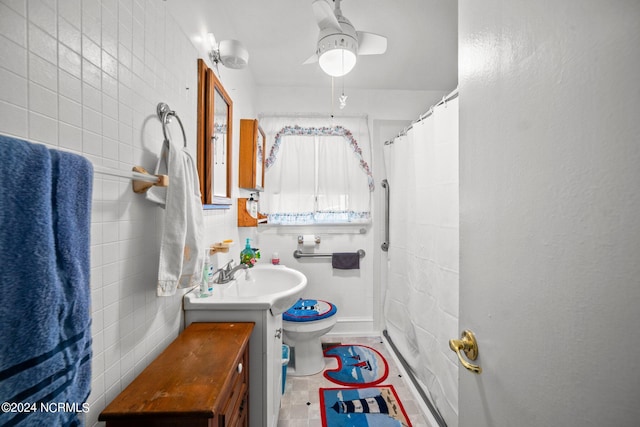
206,256,214,294
240,238,256,267
271,252,280,265
200,250,214,297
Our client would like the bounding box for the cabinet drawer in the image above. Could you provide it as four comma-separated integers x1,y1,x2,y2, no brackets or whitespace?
222,383,247,427
221,347,249,427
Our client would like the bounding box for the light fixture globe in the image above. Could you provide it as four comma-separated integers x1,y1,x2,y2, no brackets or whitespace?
207,33,249,70
305,0,387,77
317,33,357,77
318,47,356,77
218,39,249,69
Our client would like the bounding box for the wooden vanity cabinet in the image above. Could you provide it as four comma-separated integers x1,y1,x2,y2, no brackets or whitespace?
239,119,266,191
99,322,254,427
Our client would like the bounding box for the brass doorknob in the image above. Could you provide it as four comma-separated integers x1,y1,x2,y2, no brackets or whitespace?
449,330,482,374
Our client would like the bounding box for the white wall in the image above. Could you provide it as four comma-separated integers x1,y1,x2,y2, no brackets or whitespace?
253,86,450,334
0,1,251,425
256,85,445,121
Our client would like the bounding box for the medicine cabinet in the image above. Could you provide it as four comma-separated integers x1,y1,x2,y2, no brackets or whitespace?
239,119,266,191
197,58,233,207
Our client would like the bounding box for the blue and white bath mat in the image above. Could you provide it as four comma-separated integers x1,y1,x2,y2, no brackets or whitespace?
320,385,412,427
323,345,389,386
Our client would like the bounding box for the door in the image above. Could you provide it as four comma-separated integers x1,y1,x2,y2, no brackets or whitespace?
457,1,640,426
267,313,283,427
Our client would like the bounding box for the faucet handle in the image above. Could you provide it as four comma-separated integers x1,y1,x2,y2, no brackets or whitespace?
224,259,234,271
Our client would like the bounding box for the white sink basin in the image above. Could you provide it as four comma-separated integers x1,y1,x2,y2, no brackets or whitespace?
184,264,308,315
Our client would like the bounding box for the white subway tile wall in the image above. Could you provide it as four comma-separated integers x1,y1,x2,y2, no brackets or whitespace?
0,0,237,425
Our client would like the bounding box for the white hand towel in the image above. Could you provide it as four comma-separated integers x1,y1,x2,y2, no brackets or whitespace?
145,140,169,207
156,140,205,296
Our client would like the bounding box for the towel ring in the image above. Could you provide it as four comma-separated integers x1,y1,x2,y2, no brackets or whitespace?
157,102,187,148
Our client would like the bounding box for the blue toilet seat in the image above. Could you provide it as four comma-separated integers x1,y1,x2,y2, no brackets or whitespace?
283,299,337,322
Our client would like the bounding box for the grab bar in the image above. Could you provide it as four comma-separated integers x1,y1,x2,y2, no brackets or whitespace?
293,249,366,259
381,179,390,251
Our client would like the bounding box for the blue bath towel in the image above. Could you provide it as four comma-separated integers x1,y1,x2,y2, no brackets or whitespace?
0,135,93,426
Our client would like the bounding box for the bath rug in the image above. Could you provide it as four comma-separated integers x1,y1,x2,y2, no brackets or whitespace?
323,345,388,386
320,385,412,427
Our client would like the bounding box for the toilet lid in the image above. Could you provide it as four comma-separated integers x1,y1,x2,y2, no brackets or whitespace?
283,299,337,322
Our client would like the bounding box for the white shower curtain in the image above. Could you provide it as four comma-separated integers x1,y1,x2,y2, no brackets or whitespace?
384,97,459,427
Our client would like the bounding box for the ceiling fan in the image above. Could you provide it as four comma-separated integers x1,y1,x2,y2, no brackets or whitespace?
305,0,387,77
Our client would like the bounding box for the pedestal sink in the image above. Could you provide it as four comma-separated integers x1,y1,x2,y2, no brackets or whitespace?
183,264,307,427
184,264,307,315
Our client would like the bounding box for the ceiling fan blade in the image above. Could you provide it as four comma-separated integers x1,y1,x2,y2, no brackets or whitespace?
303,53,319,65
357,31,387,55
312,0,341,32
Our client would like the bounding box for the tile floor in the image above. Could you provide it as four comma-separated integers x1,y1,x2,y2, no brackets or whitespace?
278,336,434,427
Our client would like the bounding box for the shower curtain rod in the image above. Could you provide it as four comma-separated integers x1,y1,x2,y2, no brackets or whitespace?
384,87,459,145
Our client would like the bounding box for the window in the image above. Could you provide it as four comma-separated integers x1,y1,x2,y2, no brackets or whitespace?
260,117,373,225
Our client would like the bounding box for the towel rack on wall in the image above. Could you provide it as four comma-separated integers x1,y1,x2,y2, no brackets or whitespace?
157,102,187,148
93,165,169,194
93,102,186,193
0,132,169,194
293,249,366,259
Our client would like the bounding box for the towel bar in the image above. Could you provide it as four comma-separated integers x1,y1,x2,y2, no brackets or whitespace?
93,165,169,193
1,134,170,195
293,249,365,259
130,166,169,193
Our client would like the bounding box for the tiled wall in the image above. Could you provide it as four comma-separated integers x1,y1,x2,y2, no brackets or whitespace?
0,0,237,425
0,0,452,424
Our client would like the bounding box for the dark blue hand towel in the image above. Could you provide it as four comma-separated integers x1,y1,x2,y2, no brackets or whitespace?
332,252,360,270
0,135,93,426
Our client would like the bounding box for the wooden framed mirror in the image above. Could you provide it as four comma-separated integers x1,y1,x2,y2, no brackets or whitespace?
197,58,233,207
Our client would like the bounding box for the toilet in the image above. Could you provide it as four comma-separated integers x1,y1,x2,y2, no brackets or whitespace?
282,298,338,376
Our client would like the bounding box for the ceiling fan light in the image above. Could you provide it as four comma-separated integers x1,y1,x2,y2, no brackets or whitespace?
319,47,357,77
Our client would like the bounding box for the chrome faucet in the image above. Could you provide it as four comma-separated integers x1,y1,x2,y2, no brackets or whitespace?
213,260,249,284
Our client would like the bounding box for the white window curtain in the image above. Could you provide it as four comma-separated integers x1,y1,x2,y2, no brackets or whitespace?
259,115,373,225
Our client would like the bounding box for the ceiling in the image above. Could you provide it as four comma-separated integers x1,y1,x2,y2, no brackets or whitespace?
170,0,458,92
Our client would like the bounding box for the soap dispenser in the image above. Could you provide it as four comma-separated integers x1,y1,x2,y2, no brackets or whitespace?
240,238,256,267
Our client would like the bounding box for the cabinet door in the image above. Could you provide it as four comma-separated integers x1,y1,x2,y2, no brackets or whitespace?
255,127,265,190
265,314,283,427
239,119,266,191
